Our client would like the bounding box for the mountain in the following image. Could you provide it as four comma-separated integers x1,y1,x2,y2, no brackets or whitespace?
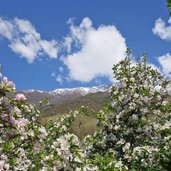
19,83,171,108
19,85,111,106
41,91,111,117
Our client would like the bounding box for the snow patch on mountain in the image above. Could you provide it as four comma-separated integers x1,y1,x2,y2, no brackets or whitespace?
23,89,45,93
49,85,110,96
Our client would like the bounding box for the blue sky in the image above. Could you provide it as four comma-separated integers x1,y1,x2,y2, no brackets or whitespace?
0,0,170,91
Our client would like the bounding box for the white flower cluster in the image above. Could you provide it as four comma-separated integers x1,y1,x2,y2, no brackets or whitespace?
83,54,171,170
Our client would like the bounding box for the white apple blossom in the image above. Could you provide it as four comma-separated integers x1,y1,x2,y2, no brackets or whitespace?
15,94,26,101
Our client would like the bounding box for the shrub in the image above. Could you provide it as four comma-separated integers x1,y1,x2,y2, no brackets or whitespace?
84,51,171,170
0,72,83,170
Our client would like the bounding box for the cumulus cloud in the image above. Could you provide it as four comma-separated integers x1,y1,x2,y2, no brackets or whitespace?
158,53,171,77
152,17,171,41
62,17,127,82
0,17,59,63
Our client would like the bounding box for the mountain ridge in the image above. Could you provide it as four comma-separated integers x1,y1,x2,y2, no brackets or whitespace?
19,85,112,106
19,83,171,106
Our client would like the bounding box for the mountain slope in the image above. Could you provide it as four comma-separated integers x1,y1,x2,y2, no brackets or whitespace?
40,91,110,117
19,85,111,106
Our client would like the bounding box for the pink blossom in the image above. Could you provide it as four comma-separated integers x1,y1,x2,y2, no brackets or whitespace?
5,130,17,137
2,77,15,90
7,81,15,90
1,112,8,122
9,115,17,125
15,94,26,101
17,118,29,127
2,77,8,84
33,142,41,154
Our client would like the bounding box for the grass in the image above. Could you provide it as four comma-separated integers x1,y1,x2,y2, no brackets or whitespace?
69,115,98,141
40,92,110,117
39,113,98,141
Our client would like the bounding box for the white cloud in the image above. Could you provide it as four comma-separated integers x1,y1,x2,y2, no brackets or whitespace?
0,17,59,63
59,66,64,73
55,74,63,84
9,40,38,63
62,17,127,82
40,40,58,59
158,53,171,77
0,18,14,40
152,17,171,41
63,36,73,53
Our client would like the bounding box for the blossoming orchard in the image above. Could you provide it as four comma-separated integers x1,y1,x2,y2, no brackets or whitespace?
0,51,171,170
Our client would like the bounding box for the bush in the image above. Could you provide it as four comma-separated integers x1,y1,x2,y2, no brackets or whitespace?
0,74,84,170
83,51,171,170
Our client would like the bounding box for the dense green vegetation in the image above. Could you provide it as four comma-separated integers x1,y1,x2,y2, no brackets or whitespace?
168,0,171,15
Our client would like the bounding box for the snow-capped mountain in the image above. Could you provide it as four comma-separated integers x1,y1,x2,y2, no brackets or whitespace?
18,83,171,106
49,85,110,96
19,85,111,106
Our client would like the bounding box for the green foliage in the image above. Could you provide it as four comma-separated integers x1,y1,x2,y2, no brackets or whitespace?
167,0,171,15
